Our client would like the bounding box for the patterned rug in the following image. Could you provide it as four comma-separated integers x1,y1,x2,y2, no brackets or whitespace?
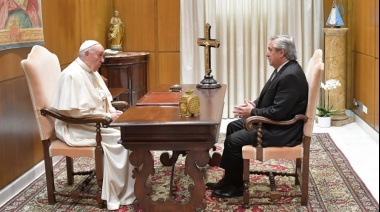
1,133,378,212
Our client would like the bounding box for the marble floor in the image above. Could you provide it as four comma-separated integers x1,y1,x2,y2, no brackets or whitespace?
220,115,379,203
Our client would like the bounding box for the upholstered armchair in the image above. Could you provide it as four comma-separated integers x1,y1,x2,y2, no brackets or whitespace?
21,45,126,208
241,49,324,207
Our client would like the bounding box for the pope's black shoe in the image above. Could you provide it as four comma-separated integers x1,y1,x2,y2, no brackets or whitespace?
211,185,243,198
206,178,230,190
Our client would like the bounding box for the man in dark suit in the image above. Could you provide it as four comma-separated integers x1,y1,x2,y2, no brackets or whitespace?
207,34,308,198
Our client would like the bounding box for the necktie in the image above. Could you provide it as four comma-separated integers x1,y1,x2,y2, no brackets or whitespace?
270,69,278,81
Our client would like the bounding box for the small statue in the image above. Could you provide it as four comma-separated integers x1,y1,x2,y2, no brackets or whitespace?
326,0,344,27
108,10,124,50
179,89,200,117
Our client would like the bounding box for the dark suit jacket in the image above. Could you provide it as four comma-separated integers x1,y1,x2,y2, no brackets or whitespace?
251,60,308,147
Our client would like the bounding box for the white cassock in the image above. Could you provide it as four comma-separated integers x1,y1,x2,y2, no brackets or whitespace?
51,58,135,210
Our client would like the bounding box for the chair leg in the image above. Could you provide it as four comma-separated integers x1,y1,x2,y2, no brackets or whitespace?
301,137,311,206
44,156,56,204
301,158,309,205
66,156,74,185
243,159,250,209
269,172,280,201
42,140,56,204
295,158,301,185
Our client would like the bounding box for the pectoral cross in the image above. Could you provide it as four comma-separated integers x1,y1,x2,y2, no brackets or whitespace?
196,23,221,89
197,23,220,76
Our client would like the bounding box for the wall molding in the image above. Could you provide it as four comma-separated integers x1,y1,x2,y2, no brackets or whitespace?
347,110,379,143
0,157,62,207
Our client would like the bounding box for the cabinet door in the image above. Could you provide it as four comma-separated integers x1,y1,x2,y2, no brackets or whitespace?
107,66,132,103
130,63,147,104
106,66,130,88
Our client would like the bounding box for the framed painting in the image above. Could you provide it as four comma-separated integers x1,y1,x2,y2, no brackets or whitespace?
0,0,44,51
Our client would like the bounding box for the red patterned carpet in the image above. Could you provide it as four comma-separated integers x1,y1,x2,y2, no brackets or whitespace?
1,133,378,211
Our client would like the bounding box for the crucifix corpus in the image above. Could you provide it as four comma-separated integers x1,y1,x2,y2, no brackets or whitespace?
196,23,221,89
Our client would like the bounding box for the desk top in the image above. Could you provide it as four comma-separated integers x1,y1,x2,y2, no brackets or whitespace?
111,84,226,128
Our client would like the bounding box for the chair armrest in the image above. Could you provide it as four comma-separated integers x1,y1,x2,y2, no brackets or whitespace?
41,108,112,127
111,101,129,112
244,114,308,132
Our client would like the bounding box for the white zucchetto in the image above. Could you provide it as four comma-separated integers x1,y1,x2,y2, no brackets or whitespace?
79,40,100,52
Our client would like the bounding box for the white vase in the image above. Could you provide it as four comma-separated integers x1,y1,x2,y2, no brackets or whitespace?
318,116,331,128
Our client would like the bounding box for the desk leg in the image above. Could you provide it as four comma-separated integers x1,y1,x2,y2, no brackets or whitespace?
161,150,221,167
183,150,209,210
129,149,209,211
160,151,187,166
129,150,155,206
209,149,222,166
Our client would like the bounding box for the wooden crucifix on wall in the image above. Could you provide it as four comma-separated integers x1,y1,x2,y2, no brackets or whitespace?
196,23,221,89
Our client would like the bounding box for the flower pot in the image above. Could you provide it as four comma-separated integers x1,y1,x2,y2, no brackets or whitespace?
318,116,331,128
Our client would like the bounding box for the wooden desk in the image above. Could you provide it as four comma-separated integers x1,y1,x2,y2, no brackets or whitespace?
111,84,226,211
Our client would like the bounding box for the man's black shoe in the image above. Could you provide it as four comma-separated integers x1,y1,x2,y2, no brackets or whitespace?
206,178,230,190
211,185,243,198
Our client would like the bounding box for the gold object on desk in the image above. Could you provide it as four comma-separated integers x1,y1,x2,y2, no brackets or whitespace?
179,89,200,117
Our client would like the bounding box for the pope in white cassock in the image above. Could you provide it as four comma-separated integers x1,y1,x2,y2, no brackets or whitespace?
50,40,135,210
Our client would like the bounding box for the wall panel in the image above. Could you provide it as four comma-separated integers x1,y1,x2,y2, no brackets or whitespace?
147,53,158,91
0,78,41,189
0,48,30,81
346,0,354,109
375,59,379,131
159,53,180,85
42,0,81,66
115,0,156,52
157,0,180,51
376,0,379,58
351,0,379,131
353,53,375,127
114,0,180,89
80,0,114,49
352,0,376,56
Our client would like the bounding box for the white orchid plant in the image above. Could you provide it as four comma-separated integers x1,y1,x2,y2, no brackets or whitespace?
317,79,342,117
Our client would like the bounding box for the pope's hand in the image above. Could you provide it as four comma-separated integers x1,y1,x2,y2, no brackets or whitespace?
110,110,123,121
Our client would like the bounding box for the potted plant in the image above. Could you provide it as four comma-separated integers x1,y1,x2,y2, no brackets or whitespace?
317,79,342,127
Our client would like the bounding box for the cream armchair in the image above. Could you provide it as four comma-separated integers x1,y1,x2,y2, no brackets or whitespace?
242,49,324,207
21,45,116,208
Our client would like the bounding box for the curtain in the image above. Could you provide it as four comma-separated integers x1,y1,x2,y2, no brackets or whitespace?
180,0,324,118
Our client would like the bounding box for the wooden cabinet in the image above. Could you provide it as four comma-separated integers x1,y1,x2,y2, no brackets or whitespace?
100,52,149,106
